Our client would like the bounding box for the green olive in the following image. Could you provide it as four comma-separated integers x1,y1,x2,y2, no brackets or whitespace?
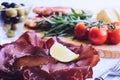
6,8,17,17
15,4,22,8
0,5,5,10
17,8,25,16
19,16,26,22
3,24,11,31
7,30,15,38
11,24,17,31
24,9,29,15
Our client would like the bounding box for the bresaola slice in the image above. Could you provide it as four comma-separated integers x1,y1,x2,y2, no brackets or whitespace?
0,70,23,80
22,66,92,80
13,56,56,70
23,67,54,80
16,31,45,48
0,31,100,80
0,42,36,72
51,66,92,80
0,42,43,80
43,36,99,67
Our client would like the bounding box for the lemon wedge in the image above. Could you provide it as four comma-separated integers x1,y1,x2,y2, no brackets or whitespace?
50,42,79,62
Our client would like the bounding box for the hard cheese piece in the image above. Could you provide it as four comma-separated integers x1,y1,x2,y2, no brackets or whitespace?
96,8,119,23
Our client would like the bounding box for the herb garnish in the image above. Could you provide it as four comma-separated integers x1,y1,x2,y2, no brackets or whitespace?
34,9,94,37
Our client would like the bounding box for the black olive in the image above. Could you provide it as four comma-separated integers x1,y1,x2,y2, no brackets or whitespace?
1,10,7,19
20,3,25,6
1,9,13,24
4,17,11,24
11,16,20,23
1,2,10,8
10,3,16,8
1,10,11,23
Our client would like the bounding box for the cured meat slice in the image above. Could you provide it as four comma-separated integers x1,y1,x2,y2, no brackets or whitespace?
13,56,56,70
51,66,92,80
22,66,92,80
0,70,23,80
0,31,99,80
16,32,99,67
44,36,100,67
0,42,47,80
16,31,45,48
33,6,71,16
0,42,34,72
23,67,54,80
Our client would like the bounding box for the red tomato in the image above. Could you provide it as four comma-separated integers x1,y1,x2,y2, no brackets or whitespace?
108,27,120,44
74,23,89,40
89,27,108,45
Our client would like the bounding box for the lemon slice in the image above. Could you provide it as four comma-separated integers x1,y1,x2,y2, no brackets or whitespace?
50,42,79,62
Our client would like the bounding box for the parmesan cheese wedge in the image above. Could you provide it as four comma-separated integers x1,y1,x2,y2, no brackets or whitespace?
96,8,119,23
114,9,120,21
50,42,79,62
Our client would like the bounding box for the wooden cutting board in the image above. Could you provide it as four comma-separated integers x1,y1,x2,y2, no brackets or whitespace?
23,28,120,58
59,37,120,58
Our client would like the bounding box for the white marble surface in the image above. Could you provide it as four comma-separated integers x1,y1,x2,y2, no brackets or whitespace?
0,0,120,80
1,0,120,11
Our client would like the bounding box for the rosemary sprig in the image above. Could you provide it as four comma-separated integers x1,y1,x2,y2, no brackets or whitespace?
36,9,94,37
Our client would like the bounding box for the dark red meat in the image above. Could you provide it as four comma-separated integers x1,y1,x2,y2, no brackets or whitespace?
23,67,54,80
22,66,92,80
52,66,92,80
0,31,99,80
16,31,45,48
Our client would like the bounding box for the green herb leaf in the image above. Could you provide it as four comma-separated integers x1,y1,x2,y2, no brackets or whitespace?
34,9,94,37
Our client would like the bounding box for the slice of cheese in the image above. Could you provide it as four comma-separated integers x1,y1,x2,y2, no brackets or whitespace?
96,8,119,23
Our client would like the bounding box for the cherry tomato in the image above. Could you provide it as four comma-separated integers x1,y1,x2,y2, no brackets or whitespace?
74,23,89,40
108,27,120,44
89,27,108,45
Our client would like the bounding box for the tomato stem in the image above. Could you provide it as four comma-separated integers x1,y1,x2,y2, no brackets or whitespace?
109,23,115,30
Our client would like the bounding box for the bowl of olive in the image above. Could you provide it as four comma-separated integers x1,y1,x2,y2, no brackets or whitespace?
0,2,31,39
